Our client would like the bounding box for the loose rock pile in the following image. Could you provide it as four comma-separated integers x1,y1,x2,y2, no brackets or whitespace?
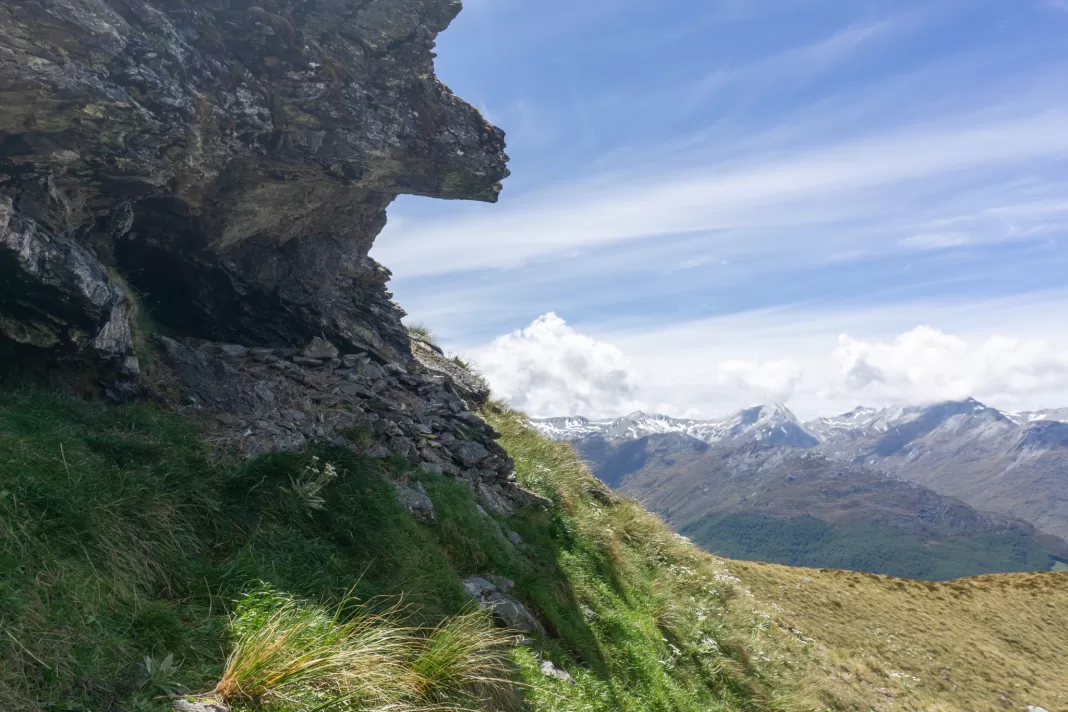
153,334,547,515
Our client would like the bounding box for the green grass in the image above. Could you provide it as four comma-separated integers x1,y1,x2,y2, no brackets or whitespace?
0,389,805,711
680,513,1054,580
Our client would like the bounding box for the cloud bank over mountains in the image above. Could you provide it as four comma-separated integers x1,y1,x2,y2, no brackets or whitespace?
472,313,1068,419
475,314,644,418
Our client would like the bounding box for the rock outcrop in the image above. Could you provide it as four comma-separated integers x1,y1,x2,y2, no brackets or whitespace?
0,0,507,386
0,1,540,509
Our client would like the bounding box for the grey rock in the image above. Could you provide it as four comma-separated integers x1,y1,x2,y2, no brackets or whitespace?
173,699,230,712
1023,707,1050,712
484,592,541,633
462,576,541,633
394,482,436,523
0,195,137,387
0,0,506,373
303,338,340,360
539,660,576,685
454,441,491,467
220,344,249,357
486,575,515,592
507,530,524,546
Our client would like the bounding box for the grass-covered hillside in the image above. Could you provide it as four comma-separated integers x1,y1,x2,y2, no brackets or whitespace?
0,390,807,712
730,560,1068,712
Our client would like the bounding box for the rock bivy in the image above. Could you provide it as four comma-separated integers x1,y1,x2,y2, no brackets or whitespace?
0,0,506,387
0,1,547,511
462,576,542,634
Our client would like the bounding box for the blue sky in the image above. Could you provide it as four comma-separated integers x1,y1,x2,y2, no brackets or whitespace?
374,0,1068,419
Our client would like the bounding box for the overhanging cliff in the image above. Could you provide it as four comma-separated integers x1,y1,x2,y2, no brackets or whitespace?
0,0,508,384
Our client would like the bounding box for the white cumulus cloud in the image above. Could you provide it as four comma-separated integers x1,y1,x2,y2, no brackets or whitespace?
715,359,803,403
473,313,645,418
460,308,1068,419
832,325,1068,407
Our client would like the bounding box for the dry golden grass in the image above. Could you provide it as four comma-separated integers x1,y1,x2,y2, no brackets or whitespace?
727,560,1068,711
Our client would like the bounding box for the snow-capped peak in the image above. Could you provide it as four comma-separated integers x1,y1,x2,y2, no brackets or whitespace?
530,403,816,448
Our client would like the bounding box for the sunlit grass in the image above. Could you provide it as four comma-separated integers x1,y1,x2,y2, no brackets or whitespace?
729,560,1068,711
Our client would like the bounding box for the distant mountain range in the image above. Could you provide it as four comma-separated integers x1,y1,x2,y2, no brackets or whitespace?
531,400,1068,579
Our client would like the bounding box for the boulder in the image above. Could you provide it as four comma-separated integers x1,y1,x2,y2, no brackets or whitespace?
462,576,542,633
394,482,436,523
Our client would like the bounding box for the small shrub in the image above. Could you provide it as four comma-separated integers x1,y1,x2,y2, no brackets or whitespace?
285,457,338,513
142,653,185,697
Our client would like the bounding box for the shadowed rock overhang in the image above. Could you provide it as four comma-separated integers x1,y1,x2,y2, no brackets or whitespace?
0,0,508,386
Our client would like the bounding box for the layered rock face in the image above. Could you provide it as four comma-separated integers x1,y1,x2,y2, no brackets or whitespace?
0,0,507,378
1,1,535,509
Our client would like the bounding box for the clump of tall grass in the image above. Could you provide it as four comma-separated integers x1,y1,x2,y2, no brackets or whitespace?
410,610,519,709
407,324,437,345
214,587,516,711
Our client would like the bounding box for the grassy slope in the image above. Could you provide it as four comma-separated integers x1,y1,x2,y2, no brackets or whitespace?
0,391,804,711
728,560,1068,712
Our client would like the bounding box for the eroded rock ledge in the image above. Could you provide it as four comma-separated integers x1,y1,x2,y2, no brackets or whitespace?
0,1,533,507
0,0,507,380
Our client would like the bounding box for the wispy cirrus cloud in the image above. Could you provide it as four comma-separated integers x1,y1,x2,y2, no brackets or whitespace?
385,0,1068,416
378,108,1068,277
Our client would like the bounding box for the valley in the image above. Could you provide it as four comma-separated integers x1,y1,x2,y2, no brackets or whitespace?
533,400,1068,579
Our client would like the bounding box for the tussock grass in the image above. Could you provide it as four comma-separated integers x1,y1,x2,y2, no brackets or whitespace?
408,324,437,345
214,587,515,711
216,587,413,707
411,610,519,709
